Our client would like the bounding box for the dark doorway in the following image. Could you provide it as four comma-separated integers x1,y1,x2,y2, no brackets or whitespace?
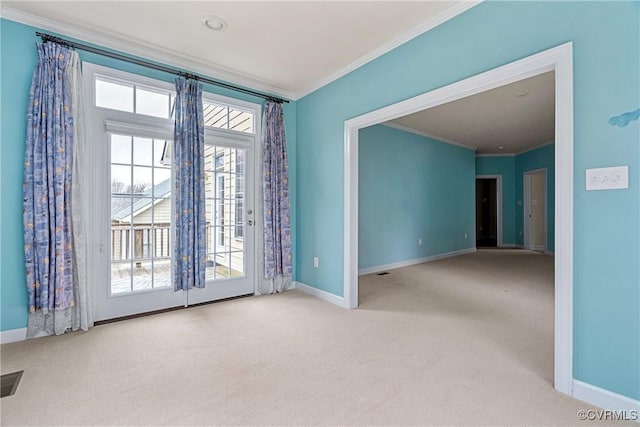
476,178,497,247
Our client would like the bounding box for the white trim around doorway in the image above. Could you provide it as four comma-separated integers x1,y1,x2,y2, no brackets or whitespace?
343,42,573,396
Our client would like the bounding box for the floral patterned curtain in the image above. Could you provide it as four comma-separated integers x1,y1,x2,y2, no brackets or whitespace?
172,77,206,290
262,101,292,284
23,42,75,335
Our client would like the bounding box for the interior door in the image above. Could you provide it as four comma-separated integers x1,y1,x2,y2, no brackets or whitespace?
524,170,546,252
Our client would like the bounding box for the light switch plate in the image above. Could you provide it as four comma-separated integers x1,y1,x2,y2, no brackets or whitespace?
586,166,628,191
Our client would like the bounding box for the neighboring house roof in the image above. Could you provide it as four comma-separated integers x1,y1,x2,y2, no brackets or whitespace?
111,179,171,223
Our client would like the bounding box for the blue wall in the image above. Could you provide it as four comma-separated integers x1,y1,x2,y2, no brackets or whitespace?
476,144,556,252
296,1,639,400
515,144,555,251
0,18,297,331
2,0,639,403
475,155,517,245
359,125,475,270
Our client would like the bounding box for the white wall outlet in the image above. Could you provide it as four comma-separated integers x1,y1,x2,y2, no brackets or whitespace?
464,233,468,239
313,256,319,268
586,166,629,191
418,238,423,246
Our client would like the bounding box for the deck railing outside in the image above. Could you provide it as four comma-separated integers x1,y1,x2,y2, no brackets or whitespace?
110,224,242,293
111,224,172,262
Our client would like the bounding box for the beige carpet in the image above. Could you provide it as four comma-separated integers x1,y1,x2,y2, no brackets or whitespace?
0,249,626,426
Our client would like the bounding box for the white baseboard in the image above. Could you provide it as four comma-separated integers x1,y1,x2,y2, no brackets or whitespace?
573,380,640,422
358,247,477,276
1,328,27,344
293,281,346,308
500,244,554,256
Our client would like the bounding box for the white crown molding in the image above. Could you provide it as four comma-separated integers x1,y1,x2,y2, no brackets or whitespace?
296,1,483,99
475,152,515,157
382,122,477,151
2,2,481,101
0,6,297,101
515,140,555,155
475,140,555,157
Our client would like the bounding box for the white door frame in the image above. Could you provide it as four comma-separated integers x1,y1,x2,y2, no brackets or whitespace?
523,168,548,252
343,43,573,395
83,62,262,321
476,174,503,247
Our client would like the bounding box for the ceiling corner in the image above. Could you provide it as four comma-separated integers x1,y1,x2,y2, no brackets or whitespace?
294,0,483,100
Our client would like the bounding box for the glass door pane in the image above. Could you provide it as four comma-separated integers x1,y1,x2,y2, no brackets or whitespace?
191,142,254,305
99,134,253,319
96,133,184,321
110,135,173,295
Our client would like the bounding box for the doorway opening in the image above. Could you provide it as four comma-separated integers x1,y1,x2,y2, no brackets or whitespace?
344,43,574,396
476,176,502,248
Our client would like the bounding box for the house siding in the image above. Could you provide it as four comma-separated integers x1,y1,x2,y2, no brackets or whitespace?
131,199,171,224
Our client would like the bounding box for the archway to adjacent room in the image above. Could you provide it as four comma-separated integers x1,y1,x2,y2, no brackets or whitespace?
343,43,573,396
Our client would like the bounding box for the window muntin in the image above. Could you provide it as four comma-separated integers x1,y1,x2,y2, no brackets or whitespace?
95,76,255,135
234,150,245,239
95,76,173,120
203,100,254,134
93,64,255,292
204,145,245,281
110,134,172,294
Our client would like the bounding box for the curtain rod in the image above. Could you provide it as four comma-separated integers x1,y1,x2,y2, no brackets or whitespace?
36,32,289,104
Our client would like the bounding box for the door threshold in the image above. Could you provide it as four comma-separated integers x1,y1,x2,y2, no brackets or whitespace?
94,293,254,326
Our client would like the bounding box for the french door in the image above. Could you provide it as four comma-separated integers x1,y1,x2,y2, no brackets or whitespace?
187,132,255,305
98,132,185,319
94,130,256,321
85,63,259,322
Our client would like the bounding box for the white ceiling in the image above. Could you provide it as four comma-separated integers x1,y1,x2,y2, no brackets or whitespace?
388,71,555,155
1,1,477,100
